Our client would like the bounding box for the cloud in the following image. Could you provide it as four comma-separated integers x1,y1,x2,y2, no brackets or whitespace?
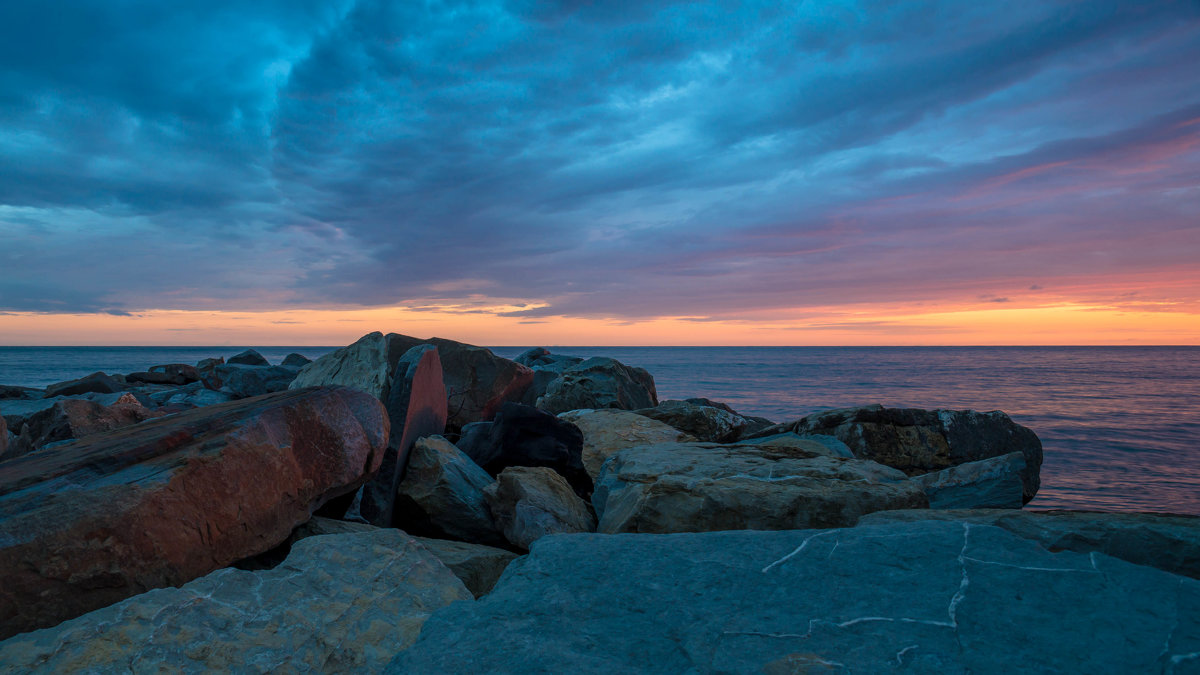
0,0,1197,322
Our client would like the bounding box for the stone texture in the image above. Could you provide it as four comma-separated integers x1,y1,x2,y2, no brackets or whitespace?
0,385,41,400
457,402,591,499
913,452,1026,509
350,345,448,526
484,466,596,549
0,386,389,639
593,442,928,534
752,404,1043,503
2,393,162,460
281,352,312,368
427,338,533,433
634,399,751,443
387,521,1200,674
558,408,695,479
0,530,470,673
216,364,301,399
226,349,270,366
42,371,124,398
148,363,203,383
289,331,421,402
535,357,658,414
292,517,518,597
151,381,235,408
858,508,1200,580
735,432,855,458
393,435,504,546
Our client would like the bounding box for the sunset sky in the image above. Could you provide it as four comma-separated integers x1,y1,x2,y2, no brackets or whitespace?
1,1,1198,345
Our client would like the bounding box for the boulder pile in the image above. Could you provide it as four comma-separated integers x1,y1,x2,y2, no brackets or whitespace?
1,332,1193,673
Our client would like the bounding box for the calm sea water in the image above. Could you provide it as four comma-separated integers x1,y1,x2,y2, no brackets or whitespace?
1,346,1197,515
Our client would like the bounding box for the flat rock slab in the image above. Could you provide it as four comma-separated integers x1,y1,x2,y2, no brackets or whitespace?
0,530,471,673
0,386,388,639
387,521,1200,674
593,442,927,533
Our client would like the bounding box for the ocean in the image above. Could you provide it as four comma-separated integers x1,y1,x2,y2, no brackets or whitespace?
1,345,1197,515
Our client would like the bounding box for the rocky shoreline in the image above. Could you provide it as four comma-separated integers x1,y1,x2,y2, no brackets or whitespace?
1,331,1197,672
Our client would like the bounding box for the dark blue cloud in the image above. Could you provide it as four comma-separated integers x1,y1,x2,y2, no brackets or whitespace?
0,0,1197,318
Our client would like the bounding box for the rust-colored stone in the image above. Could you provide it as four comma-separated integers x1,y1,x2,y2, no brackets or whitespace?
0,386,388,639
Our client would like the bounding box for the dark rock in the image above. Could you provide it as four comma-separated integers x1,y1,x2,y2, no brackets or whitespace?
226,349,270,366
0,386,389,639
427,338,533,433
42,371,124,398
0,415,7,459
456,402,591,499
0,398,59,429
195,357,225,388
146,363,202,384
535,357,657,414
386,520,1200,673
281,352,312,368
751,404,1043,503
125,370,187,386
350,345,448,526
149,381,234,408
634,399,752,442
393,435,504,546
592,442,928,533
519,367,562,407
913,452,1026,509
514,347,584,372
3,394,163,460
484,466,596,550
0,530,469,672
0,385,42,400
858,508,1200,580
215,364,299,399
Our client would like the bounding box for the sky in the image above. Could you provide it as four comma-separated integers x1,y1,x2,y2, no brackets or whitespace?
1,0,1198,346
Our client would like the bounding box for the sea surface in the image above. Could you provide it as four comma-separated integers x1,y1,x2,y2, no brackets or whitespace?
1,345,1197,515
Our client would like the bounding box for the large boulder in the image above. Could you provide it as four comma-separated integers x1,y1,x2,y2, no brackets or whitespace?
289,331,423,402
349,345,448,526
735,432,855,458
633,399,752,443
0,386,388,639
0,415,7,459
2,393,162,460
484,466,596,550
148,363,203,383
592,442,928,534
393,435,504,546
150,381,235,408
281,352,312,368
752,405,1043,503
456,402,591,499
42,371,124,398
912,452,1026,509
226,349,270,366
557,408,694,479
214,364,299,399
426,338,533,433
386,521,1200,673
535,357,657,414
858,509,1200,580
0,530,470,673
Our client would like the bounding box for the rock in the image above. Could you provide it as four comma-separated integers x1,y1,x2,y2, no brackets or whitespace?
735,432,855,458
483,466,596,549
125,370,188,386
0,415,6,459
0,398,59,429
557,408,694,479
42,371,124,398
148,363,202,382
289,331,422,402
427,338,533,433
150,381,234,408
393,435,504,546
634,399,751,442
350,345,448,526
226,348,270,366
858,508,1200,580
292,517,518,597
592,442,928,534
913,451,1026,509
535,357,657,414
457,402,592,499
215,364,300,399
385,520,1200,674
0,530,470,673
281,352,312,368
753,404,1043,503
195,357,225,388
0,386,388,639
519,367,562,407
0,385,42,400
2,393,163,460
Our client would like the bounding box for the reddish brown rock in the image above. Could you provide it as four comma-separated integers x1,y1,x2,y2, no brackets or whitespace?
426,338,534,433
3,394,163,460
0,386,388,640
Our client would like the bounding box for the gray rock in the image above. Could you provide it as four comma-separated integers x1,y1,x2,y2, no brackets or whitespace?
535,357,657,414
858,508,1200,580
513,347,583,371
394,435,505,546
151,381,234,408
43,371,124,398
280,352,312,368
215,364,299,399
558,408,694,479
387,521,1200,674
913,452,1026,509
634,399,751,442
735,432,855,458
0,530,471,673
752,404,1043,503
484,466,596,549
289,331,421,401
3,394,162,460
0,397,59,429
593,442,928,533
147,363,202,383
226,349,270,366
